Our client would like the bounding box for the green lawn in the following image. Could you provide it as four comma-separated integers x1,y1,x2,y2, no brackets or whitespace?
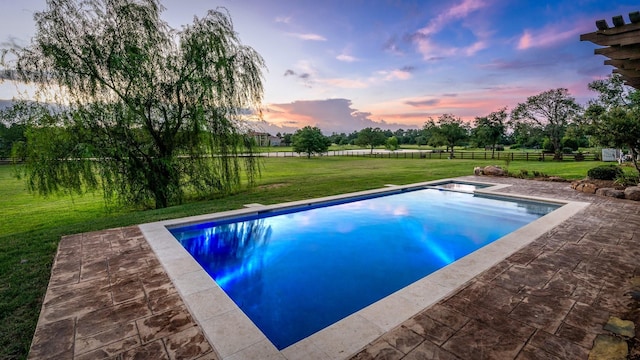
0,157,610,359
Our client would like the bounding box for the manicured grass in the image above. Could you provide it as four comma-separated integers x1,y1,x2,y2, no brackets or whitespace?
0,157,609,359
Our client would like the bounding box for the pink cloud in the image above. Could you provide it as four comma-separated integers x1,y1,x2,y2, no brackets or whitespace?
321,78,369,89
368,87,543,125
464,40,487,56
516,19,593,50
288,33,327,41
261,99,412,134
336,53,358,62
376,68,413,81
418,0,486,36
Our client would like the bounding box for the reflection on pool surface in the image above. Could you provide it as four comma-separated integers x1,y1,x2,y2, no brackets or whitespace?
432,181,491,193
169,188,559,349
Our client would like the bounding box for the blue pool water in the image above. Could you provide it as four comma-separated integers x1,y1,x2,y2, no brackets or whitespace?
169,187,558,349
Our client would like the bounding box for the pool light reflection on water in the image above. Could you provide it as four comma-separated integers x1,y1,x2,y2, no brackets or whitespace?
169,188,558,350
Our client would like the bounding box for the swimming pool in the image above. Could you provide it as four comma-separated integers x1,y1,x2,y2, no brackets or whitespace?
169,185,558,349
140,179,588,358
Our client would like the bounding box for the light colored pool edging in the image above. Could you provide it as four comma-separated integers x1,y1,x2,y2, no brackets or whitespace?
138,179,589,360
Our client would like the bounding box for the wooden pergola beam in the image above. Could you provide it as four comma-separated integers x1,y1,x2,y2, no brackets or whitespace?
594,44,640,60
581,11,640,89
580,23,640,47
605,59,640,71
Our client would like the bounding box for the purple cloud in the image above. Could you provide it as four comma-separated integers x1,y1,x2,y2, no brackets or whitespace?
263,98,414,134
405,99,440,107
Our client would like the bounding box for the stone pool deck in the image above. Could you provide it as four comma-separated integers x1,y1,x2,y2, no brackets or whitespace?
28,176,640,359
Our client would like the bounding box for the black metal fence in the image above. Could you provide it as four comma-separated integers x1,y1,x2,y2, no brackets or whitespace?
258,150,599,161
0,151,599,163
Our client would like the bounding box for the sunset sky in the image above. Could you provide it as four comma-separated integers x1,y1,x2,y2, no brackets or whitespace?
1,0,638,134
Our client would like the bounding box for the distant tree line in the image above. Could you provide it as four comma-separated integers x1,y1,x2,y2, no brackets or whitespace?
268,89,590,160
264,79,639,171
254,80,640,172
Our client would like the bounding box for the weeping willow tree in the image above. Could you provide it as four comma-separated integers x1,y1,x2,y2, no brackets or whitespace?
0,0,265,208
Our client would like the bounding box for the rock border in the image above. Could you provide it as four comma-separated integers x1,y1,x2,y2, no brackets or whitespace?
571,179,640,201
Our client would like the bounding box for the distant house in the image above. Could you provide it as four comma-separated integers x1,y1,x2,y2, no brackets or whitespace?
249,132,282,146
268,136,282,146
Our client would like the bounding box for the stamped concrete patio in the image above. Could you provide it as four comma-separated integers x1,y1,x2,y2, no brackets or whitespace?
28,176,640,359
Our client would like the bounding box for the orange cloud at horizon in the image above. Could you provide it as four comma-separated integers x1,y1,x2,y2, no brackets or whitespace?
365,87,536,126
263,104,314,128
258,81,599,134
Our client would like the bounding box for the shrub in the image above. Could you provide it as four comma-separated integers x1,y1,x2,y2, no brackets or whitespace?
574,152,584,162
561,137,579,151
562,147,574,154
614,173,639,187
587,165,623,180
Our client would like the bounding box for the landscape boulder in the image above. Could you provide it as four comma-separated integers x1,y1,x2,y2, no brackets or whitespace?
596,188,625,199
581,182,598,194
473,167,483,176
483,165,505,176
571,180,599,194
624,186,640,201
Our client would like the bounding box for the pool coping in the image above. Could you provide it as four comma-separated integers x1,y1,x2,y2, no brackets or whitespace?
139,178,590,360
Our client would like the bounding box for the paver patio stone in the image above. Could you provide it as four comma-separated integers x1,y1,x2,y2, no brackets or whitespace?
470,281,525,313
74,321,139,355
492,263,556,292
556,322,599,349
164,326,214,360
564,302,610,335
79,258,109,281
119,339,171,359
76,298,152,338
403,312,456,345
401,340,461,360
351,340,405,360
509,293,575,333
528,329,590,358
514,344,566,360
136,305,195,344
148,290,184,314
28,318,75,359
377,326,424,354
74,335,141,360
441,318,530,360
503,244,544,266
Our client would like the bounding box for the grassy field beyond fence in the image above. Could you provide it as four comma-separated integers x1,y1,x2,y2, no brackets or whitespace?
0,157,613,359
